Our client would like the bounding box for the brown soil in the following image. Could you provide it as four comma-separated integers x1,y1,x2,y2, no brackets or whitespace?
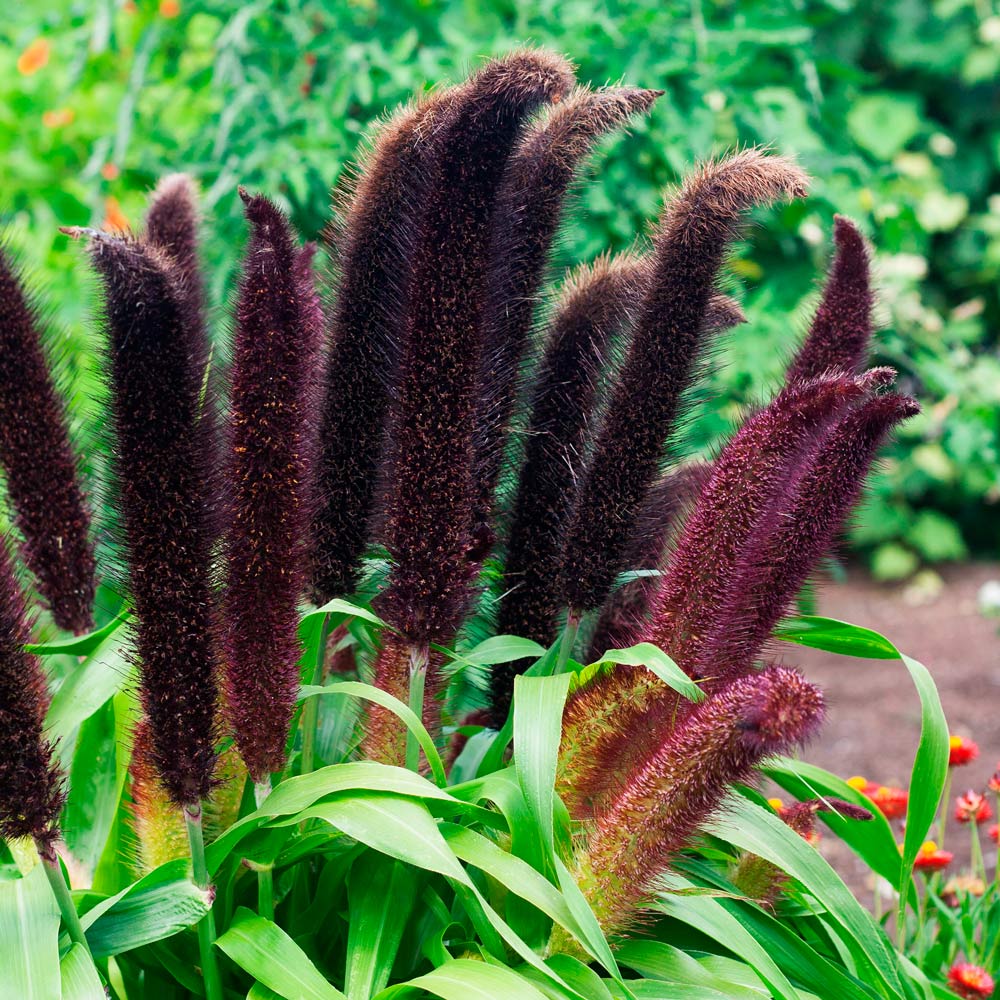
776,562,1000,895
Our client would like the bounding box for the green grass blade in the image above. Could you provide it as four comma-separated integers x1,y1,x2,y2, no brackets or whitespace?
60,942,107,1000
773,616,899,659
0,863,61,1000
216,907,346,1000
588,644,703,702
374,958,550,1000
345,854,418,1000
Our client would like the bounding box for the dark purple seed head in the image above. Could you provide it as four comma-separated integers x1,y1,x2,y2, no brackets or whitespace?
82,230,219,806
376,50,573,646
696,388,919,682
474,86,662,534
0,245,96,634
787,216,873,382
560,150,809,612
312,91,456,603
143,173,204,310
578,665,823,935
222,192,323,781
0,533,65,846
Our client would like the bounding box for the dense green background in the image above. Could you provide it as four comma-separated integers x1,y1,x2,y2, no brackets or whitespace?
4,0,999,575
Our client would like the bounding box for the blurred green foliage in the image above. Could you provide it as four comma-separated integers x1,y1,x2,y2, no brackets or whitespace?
3,0,999,575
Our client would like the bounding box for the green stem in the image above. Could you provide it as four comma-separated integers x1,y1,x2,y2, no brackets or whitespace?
555,611,581,674
184,803,223,1000
301,613,331,775
938,771,953,848
970,819,985,884
253,780,275,919
36,842,91,956
406,642,428,773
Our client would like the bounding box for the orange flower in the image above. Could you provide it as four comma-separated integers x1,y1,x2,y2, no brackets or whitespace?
42,108,75,129
159,0,181,17
988,769,1000,794
954,790,993,824
947,962,994,999
103,197,130,233
848,776,908,820
949,735,979,767
100,163,120,181
767,797,784,812
17,39,50,76
911,840,953,873
942,874,986,905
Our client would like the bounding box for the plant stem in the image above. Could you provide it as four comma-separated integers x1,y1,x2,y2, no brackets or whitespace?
970,819,985,884
301,612,330,775
406,642,428,772
555,610,581,674
252,780,275,918
938,771,953,847
184,803,223,1000
36,841,91,956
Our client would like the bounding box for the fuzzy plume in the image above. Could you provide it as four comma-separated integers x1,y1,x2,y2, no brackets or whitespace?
143,174,205,316
572,665,823,937
786,216,873,382
560,150,809,612
222,193,323,781
697,390,919,679
473,86,661,537
556,374,863,815
311,92,454,602
0,245,96,633
0,533,64,847
586,460,713,660
376,50,574,647
490,254,648,721
81,230,219,806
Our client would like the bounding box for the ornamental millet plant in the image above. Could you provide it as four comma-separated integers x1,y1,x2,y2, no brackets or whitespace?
0,49,927,972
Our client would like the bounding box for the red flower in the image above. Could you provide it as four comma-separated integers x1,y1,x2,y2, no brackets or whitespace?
912,840,953,873
988,824,998,845
847,777,909,820
949,735,979,767
987,769,1000,794
947,962,994,999
954,790,993,824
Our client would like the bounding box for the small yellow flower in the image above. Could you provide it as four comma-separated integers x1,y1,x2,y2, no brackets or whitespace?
159,0,181,17
42,108,75,129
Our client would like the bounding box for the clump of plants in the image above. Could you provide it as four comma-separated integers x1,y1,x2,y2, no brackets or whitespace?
0,49,983,1000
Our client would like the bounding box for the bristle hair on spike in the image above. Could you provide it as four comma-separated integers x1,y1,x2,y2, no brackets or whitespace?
786,215,873,383
473,86,662,539
490,253,647,724
222,193,323,782
311,92,455,603
0,533,65,847
0,245,96,634
560,150,809,613
87,233,219,807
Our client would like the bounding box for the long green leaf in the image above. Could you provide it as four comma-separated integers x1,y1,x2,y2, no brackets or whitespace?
216,908,346,1000
0,864,61,1000
346,854,419,1000
375,958,550,1000
589,644,703,702
60,942,107,1000
27,610,129,656
706,796,903,998
773,616,898,659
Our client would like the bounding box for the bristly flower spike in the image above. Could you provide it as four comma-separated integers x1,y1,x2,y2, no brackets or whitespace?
311,91,455,603
473,86,662,541
697,389,919,680
491,254,648,723
78,229,219,807
143,173,205,318
556,373,862,814
0,531,65,850
367,50,574,761
786,216,873,382
560,150,809,614
222,191,323,782
563,665,823,940
0,245,96,633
